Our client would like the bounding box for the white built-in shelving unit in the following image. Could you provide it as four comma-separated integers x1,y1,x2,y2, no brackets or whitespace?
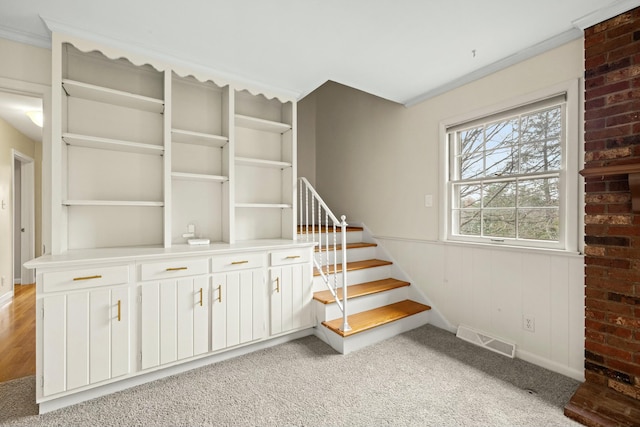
51,36,297,254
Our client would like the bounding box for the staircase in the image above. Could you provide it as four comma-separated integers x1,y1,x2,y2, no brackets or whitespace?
299,219,432,354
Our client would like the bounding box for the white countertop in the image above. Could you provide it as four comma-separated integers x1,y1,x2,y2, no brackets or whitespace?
25,239,316,269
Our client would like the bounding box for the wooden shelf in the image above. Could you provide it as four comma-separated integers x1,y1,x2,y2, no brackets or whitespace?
235,114,291,133
581,163,640,212
171,172,228,182
62,79,164,113
63,133,164,155
171,129,228,147
63,200,164,207
235,203,292,209
235,157,292,169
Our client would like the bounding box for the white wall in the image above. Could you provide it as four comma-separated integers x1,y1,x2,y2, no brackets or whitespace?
0,37,50,300
307,38,585,379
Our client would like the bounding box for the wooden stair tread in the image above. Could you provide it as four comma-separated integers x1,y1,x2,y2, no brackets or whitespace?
322,300,431,337
313,278,410,304
313,259,392,276
315,242,377,252
298,225,363,234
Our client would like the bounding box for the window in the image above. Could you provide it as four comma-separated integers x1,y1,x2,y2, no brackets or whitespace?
446,93,572,250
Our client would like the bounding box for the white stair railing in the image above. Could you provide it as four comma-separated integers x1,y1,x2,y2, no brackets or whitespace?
298,177,351,333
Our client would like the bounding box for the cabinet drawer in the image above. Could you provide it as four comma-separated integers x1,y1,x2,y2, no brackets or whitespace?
211,252,264,272
43,265,129,293
270,248,311,266
140,258,209,281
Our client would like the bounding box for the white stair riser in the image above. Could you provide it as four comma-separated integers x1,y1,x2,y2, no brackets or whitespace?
315,286,409,321
313,246,377,264
314,310,430,354
298,230,363,245
312,265,392,292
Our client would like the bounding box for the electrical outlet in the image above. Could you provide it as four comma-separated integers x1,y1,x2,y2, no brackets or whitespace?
523,315,535,332
1,276,5,286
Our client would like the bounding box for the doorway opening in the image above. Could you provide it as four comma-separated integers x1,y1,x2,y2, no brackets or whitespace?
0,85,44,383
13,150,35,288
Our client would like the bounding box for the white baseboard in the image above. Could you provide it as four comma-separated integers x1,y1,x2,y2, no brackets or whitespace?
0,290,13,307
515,348,584,382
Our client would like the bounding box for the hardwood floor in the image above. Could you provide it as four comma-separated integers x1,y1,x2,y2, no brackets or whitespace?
0,284,36,382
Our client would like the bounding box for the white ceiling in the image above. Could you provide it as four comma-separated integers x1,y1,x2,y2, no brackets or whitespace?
0,91,43,142
0,0,638,109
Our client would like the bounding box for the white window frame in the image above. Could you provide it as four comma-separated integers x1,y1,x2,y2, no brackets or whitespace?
440,80,580,253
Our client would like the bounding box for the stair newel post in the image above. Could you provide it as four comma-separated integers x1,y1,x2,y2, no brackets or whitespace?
340,215,351,332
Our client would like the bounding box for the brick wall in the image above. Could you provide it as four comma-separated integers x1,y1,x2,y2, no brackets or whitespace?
583,6,640,401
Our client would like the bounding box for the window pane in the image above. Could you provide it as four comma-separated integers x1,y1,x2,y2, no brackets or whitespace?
458,127,483,156
457,210,481,236
486,118,519,150
454,184,482,208
518,208,559,241
483,181,516,208
483,209,516,238
518,177,558,207
459,153,484,180
485,147,517,177
520,140,561,173
522,107,561,143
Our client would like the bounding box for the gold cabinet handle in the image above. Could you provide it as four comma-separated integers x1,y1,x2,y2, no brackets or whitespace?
166,267,188,271
199,288,203,307
285,255,301,259
217,285,222,302
73,275,102,281
275,277,280,293
231,260,248,265
117,300,121,322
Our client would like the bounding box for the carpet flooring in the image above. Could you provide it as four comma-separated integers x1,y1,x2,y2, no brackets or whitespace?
0,325,581,426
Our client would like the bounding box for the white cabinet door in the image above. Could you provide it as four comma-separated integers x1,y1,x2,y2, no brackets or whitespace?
140,276,209,369
211,269,265,351
270,263,313,336
41,286,130,396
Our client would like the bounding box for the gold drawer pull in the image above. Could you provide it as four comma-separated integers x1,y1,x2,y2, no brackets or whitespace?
73,275,102,281
199,288,203,307
231,260,249,265
166,267,188,271
275,277,280,293
117,300,121,322
285,255,301,259
217,285,222,302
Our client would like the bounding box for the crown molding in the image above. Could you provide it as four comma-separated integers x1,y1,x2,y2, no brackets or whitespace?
403,27,582,107
572,0,640,30
0,24,50,49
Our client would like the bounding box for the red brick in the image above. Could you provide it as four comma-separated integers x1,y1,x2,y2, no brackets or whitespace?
607,204,633,214
607,336,640,354
605,64,640,83
606,314,640,329
607,22,640,39
606,111,640,127
587,329,606,343
585,181,607,192
608,42,640,63
607,325,634,340
585,80,631,100
586,97,606,111
585,126,633,142
585,117,606,130
592,12,635,34
606,88,640,105
587,340,633,361
607,358,640,378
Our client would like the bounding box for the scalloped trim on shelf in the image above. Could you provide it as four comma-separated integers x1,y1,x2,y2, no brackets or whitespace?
46,17,299,103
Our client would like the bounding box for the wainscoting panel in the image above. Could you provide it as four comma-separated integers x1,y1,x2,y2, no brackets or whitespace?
376,237,584,380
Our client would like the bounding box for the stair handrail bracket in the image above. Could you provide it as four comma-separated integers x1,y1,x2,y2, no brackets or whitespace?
298,177,351,332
